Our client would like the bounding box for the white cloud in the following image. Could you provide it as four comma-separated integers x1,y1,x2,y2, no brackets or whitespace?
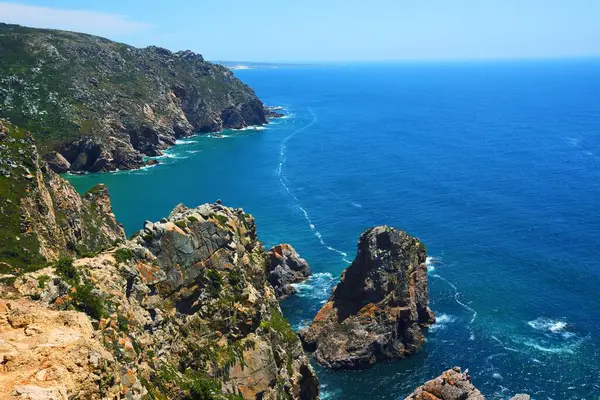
0,2,152,37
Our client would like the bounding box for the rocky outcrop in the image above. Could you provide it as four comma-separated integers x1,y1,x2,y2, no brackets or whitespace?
0,23,273,173
268,244,312,300
300,226,435,369
0,119,124,274
405,368,530,400
405,368,484,400
1,202,320,399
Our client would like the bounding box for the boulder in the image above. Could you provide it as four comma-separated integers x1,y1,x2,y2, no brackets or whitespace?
300,226,435,369
267,244,312,300
43,151,71,173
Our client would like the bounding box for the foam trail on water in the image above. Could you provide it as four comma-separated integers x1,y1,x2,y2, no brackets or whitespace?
277,109,352,264
432,273,478,339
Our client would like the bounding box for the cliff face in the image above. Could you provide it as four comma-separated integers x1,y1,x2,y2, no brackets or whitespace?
300,226,435,369
1,202,319,399
0,23,269,173
0,119,124,274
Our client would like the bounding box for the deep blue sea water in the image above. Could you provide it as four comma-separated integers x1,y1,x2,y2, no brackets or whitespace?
67,61,600,399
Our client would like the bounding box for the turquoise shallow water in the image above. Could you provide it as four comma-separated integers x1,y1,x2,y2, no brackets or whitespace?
67,61,600,399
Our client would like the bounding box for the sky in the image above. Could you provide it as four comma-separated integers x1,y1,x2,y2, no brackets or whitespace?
1,1,599,62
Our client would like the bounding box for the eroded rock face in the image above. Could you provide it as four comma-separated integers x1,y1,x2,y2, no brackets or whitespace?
0,120,125,273
405,368,531,400
267,244,312,300
2,202,320,399
300,226,435,369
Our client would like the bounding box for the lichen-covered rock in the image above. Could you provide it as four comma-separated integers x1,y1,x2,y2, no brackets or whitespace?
405,368,531,400
2,203,320,399
300,226,435,369
0,23,271,173
0,119,124,273
267,244,312,300
405,368,484,400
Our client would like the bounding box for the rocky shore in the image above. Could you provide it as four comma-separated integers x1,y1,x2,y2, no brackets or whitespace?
267,244,312,300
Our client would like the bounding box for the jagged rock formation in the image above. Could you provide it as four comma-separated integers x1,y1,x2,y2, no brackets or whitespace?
0,202,320,399
0,119,124,274
405,368,530,400
0,23,271,173
267,244,312,300
300,226,435,369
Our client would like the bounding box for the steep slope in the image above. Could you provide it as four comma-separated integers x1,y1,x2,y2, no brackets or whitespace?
0,202,319,399
0,119,124,274
300,226,435,369
0,23,269,172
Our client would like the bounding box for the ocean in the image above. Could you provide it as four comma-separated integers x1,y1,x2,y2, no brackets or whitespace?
67,60,600,399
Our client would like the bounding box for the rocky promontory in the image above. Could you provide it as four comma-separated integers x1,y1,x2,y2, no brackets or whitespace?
405,367,530,400
0,120,319,399
300,226,435,369
0,23,272,173
267,244,312,300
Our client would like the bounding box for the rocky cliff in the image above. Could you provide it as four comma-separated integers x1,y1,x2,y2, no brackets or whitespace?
267,244,312,300
0,119,124,274
300,226,435,369
0,23,270,173
0,201,319,399
405,368,530,400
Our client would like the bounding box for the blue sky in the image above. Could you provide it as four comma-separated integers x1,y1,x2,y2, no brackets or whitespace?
1,1,599,62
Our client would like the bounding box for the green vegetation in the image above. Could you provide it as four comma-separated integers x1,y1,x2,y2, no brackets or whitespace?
0,121,45,273
206,270,223,296
260,307,298,344
214,214,228,226
114,248,135,264
37,274,51,288
187,215,199,223
175,220,187,230
54,256,106,319
55,257,80,284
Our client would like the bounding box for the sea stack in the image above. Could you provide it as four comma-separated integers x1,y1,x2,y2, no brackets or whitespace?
267,244,312,300
300,226,435,369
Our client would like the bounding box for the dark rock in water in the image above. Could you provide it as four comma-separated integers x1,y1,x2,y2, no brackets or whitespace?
145,159,159,166
268,244,312,300
405,368,531,400
300,225,435,369
43,151,71,173
0,23,268,173
265,106,285,119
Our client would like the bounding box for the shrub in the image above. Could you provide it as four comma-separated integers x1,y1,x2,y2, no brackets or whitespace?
114,248,135,264
55,257,79,284
72,283,106,320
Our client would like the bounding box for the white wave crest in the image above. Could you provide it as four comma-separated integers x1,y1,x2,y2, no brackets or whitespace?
527,317,568,333
429,313,455,332
175,139,195,145
292,272,336,301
